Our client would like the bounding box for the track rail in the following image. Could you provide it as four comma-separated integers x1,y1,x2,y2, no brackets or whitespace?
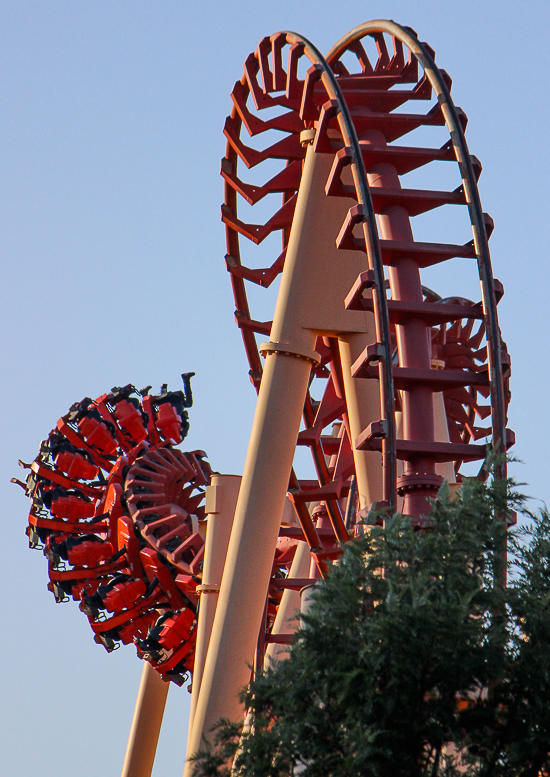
222,23,512,565
327,21,509,484
223,32,396,569
180,25,516,759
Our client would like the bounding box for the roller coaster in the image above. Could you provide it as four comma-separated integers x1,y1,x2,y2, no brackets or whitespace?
14,20,512,777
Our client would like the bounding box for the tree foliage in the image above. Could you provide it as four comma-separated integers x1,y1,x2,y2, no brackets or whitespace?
191,476,550,776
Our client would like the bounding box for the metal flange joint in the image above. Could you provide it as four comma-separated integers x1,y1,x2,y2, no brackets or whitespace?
259,341,321,367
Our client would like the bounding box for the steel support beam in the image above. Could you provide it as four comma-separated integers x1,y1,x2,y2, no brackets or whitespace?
185,140,373,770
120,661,169,777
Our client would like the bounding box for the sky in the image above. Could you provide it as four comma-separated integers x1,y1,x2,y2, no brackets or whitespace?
2,1,549,775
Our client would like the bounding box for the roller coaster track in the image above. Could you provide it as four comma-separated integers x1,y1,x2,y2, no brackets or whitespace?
184,19,513,768
223,23,512,536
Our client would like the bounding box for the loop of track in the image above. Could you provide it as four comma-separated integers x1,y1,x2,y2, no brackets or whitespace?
222,22,513,579
326,21,510,483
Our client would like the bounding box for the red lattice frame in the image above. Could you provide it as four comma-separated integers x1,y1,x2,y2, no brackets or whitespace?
222,22,512,578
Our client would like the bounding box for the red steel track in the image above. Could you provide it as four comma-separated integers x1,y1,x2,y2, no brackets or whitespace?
222,21,512,577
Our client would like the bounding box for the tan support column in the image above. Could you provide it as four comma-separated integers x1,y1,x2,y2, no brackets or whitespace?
185,475,241,764
185,344,315,771
185,143,333,769
264,540,311,668
120,661,169,777
300,584,317,616
433,391,456,484
186,138,373,773
338,331,383,509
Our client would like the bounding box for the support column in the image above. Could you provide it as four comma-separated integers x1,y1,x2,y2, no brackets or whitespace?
186,139,373,774
364,129,438,517
338,331,383,509
120,661,169,777
264,540,311,668
185,345,314,770
185,474,241,763
433,392,456,484
185,142,322,770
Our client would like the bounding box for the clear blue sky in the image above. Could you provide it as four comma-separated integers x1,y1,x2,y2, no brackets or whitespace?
2,2,549,775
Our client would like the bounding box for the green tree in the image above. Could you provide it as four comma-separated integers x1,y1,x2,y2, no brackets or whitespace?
191,477,550,776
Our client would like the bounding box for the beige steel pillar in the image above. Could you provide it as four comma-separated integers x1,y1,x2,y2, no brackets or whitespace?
186,141,372,772
186,474,241,758
300,584,317,617
433,391,456,485
120,660,169,777
338,331,383,509
264,540,311,668
185,337,315,768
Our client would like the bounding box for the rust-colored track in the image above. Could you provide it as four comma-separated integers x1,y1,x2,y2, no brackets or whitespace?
222,23,512,592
